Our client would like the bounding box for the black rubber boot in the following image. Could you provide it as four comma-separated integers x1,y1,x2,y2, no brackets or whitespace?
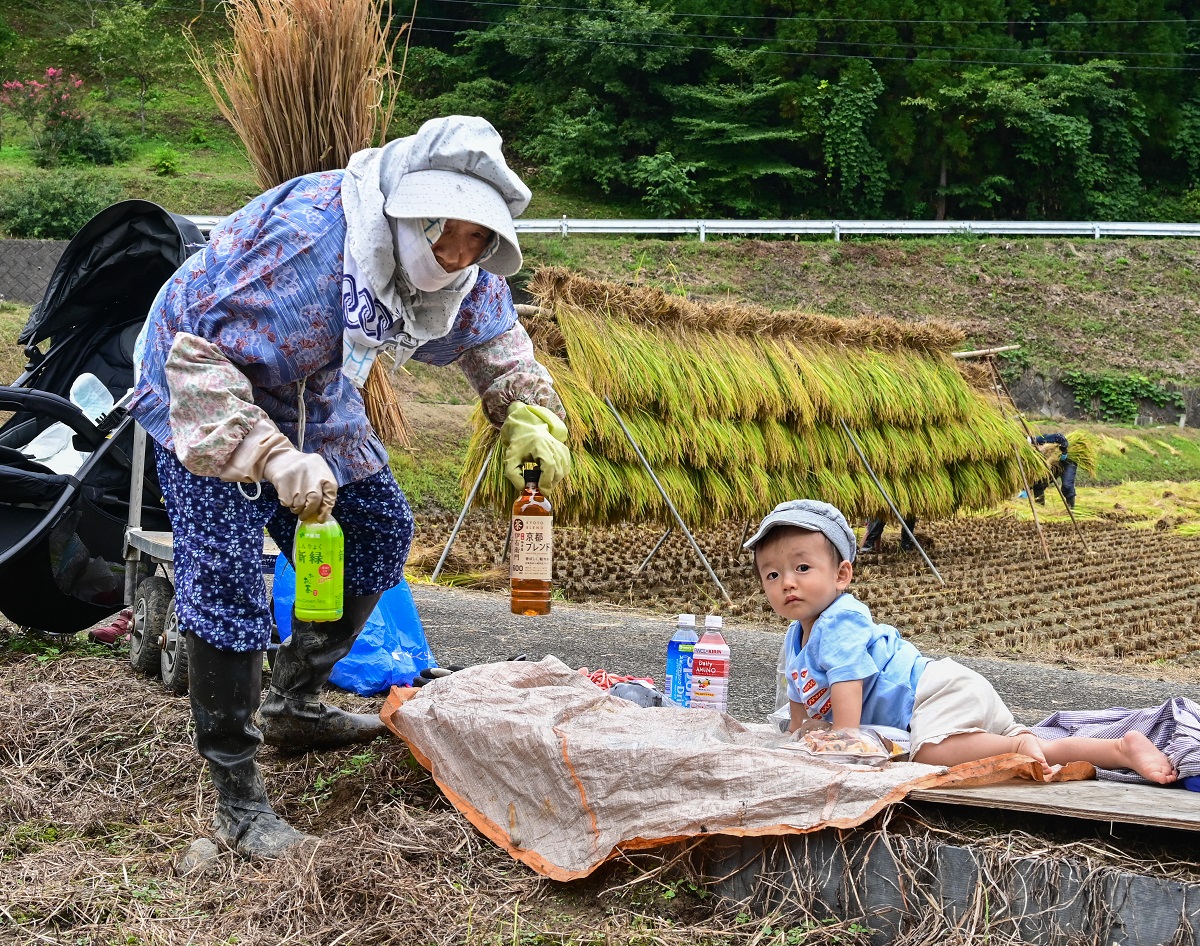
257,592,387,750
187,632,315,859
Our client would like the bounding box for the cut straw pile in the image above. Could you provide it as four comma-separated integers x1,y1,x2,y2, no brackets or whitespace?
464,269,1040,527
4,642,1194,943
190,0,410,446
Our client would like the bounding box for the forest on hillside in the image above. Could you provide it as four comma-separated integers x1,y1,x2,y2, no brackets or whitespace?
399,0,1200,220
0,1,1198,224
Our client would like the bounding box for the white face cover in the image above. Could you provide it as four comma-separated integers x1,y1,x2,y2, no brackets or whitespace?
391,217,460,292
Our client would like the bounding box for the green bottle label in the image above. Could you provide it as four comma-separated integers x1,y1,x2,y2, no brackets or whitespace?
293,516,344,621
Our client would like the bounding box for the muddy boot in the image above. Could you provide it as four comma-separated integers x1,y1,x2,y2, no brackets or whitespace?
187,632,315,859
257,593,387,750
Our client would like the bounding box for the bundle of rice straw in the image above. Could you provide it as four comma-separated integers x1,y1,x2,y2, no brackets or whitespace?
190,0,411,445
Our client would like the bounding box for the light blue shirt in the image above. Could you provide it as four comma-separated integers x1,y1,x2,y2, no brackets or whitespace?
784,593,929,729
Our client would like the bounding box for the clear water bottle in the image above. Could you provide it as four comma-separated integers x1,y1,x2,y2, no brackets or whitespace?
664,614,697,707
70,373,114,424
689,615,730,713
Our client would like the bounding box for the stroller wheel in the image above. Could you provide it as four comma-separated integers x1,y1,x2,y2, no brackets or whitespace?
159,596,189,695
130,576,172,677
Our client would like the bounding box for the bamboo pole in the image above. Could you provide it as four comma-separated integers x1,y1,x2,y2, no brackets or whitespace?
986,358,1089,554
431,451,491,583
839,419,945,586
952,344,1021,359
605,397,732,605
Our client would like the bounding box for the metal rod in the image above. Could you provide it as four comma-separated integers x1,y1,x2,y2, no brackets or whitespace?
988,359,1089,553
605,397,732,605
123,421,148,607
736,518,751,554
431,451,492,583
984,357,1051,557
499,521,512,565
839,419,945,586
983,359,1053,561
636,527,673,574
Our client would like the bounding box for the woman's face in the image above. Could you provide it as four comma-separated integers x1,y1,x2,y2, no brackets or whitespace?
432,219,494,272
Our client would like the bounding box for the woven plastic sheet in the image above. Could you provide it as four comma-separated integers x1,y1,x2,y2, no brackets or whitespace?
382,656,1070,880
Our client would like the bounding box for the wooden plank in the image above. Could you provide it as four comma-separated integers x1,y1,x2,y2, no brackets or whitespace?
910,779,1200,832
126,529,281,564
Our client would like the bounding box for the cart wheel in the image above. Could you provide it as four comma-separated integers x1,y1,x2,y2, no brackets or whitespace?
159,596,189,694
130,576,172,676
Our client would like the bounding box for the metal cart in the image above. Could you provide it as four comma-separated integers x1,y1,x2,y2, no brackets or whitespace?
122,422,280,694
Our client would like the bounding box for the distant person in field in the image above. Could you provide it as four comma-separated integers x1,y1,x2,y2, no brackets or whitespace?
859,513,917,554
745,499,1178,784
1028,432,1077,509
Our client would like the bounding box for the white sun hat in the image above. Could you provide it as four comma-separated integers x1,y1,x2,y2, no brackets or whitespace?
383,116,531,277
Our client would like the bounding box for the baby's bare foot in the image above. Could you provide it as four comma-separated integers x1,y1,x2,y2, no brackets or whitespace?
1013,732,1056,778
1119,732,1178,784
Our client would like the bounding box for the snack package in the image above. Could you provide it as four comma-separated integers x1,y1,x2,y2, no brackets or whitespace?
785,727,905,768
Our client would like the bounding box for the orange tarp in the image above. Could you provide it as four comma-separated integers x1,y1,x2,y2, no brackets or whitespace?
382,657,1088,881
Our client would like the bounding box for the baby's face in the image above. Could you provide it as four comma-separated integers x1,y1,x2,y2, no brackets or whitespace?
755,529,852,629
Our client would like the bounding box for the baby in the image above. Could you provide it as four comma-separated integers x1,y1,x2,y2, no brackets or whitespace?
745,499,1177,783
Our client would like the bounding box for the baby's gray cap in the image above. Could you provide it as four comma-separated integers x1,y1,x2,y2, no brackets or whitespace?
742,499,856,564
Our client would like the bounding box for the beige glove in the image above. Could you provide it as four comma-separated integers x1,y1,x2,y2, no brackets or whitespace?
219,419,338,522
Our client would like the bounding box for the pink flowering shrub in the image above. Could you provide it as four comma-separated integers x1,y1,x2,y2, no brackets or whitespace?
0,67,89,165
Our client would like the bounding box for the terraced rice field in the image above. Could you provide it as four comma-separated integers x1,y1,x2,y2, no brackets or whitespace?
410,486,1200,679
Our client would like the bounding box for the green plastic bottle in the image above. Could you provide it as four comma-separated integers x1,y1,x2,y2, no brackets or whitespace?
293,515,344,622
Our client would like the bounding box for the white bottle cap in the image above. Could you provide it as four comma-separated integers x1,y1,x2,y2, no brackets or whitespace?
705,615,723,629
677,614,696,627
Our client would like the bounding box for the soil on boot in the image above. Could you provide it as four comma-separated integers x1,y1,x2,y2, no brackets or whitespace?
214,801,316,859
257,695,387,750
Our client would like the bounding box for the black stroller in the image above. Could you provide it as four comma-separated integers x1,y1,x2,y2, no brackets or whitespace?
0,200,203,638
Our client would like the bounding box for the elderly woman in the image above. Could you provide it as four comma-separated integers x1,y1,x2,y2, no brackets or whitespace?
128,116,570,859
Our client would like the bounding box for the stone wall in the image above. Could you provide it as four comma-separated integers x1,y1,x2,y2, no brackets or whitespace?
0,239,67,306
1007,368,1197,429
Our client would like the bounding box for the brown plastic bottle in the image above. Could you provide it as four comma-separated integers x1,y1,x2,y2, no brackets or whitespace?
510,461,553,615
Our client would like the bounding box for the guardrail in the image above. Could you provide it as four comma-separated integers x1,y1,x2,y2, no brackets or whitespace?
185,215,1200,241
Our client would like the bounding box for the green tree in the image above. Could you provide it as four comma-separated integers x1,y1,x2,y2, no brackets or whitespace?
450,0,692,200
816,61,889,216
66,0,181,135
905,62,1146,219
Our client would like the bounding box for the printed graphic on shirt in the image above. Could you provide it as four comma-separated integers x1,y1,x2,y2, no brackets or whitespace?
793,667,831,720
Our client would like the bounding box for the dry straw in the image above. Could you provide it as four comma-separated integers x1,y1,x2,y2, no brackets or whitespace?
464,269,1041,527
189,0,411,445
190,0,401,190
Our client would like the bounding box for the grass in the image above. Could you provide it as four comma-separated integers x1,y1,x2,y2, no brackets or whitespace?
388,422,476,511
0,302,30,383
990,479,1200,536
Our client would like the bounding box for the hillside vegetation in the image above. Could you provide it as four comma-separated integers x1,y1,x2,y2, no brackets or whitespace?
2,1,1199,404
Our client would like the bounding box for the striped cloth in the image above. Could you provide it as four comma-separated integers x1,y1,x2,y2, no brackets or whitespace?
1033,697,1200,785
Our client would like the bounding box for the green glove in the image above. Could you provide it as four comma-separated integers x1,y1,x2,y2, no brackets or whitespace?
500,402,571,490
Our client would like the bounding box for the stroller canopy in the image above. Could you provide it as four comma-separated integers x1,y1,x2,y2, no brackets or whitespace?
19,199,204,347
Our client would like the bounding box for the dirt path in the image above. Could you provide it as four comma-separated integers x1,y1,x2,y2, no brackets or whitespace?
409,582,1200,726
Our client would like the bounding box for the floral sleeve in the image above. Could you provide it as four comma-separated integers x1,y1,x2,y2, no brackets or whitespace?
164,332,271,476
455,322,566,427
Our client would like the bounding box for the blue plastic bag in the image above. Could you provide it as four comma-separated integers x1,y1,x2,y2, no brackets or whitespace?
273,558,436,696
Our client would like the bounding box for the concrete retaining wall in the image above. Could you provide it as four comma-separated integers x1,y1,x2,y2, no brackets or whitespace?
703,824,1200,945
0,239,66,305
